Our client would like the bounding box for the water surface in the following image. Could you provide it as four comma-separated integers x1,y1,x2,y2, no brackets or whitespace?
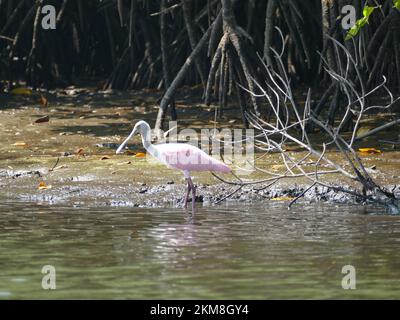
1,201,400,299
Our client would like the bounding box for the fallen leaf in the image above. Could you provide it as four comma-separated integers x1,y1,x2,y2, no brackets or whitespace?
358,148,381,154
271,164,285,171
125,150,135,155
39,94,48,106
271,197,295,201
53,165,68,171
11,87,32,95
76,148,85,156
38,182,52,190
117,161,131,165
12,142,27,147
135,152,146,158
101,156,110,160
35,115,50,123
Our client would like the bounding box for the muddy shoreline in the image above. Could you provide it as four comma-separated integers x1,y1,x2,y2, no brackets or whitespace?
1,87,400,211
2,163,399,211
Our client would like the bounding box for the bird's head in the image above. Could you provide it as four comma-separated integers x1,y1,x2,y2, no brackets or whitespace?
116,120,150,154
131,120,150,136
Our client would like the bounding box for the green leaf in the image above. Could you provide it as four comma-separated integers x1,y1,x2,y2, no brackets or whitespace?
345,17,368,40
394,0,400,10
346,5,378,40
363,5,375,18
345,24,361,41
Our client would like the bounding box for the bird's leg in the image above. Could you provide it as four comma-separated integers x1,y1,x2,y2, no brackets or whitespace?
184,179,191,209
187,177,196,214
192,184,196,214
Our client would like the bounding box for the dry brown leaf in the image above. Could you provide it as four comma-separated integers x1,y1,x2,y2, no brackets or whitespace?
11,87,32,95
271,197,294,201
38,182,52,190
53,165,68,171
101,156,110,160
35,115,50,123
271,164,285,171
135,152,146,158
358,148,381,154
12,142,27,147
117,161,131,165
76,148,85,156
40,94,48,106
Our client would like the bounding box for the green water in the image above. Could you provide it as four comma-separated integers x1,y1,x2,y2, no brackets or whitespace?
0,201,400,299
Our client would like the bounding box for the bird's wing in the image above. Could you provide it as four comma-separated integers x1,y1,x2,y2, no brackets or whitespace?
153,143,231,172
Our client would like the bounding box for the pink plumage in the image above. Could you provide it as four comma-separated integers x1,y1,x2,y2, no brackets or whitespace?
153,143,231,173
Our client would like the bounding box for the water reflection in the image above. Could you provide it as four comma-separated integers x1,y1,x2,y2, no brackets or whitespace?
0,201,400,299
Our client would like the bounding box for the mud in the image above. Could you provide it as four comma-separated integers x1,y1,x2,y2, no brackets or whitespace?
1,86,400,210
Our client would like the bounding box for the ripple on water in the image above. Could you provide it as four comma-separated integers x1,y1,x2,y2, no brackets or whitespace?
0,201,400,299
0,292,12,298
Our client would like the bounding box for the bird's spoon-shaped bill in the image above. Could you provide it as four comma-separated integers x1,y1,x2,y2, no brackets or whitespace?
116,144,126,154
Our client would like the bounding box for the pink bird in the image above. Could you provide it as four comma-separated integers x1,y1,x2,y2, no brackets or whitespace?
116,120,231,213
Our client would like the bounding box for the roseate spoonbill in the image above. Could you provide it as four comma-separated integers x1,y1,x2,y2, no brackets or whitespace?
116,120,231,213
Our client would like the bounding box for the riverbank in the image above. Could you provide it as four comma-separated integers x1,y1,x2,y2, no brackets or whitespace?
1,159,400,209
1,87,399,210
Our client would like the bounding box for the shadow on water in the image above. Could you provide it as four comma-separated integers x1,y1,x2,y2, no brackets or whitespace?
1,201,400,299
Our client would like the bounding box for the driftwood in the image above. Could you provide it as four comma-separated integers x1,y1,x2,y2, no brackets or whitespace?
213,31,399,213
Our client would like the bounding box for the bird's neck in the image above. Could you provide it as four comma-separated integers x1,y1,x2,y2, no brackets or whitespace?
141,131,157,156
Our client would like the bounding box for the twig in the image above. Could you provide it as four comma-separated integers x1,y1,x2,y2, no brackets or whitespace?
354,119,400,141
49,157,60,172
288,182,316,209
215,185,244,204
